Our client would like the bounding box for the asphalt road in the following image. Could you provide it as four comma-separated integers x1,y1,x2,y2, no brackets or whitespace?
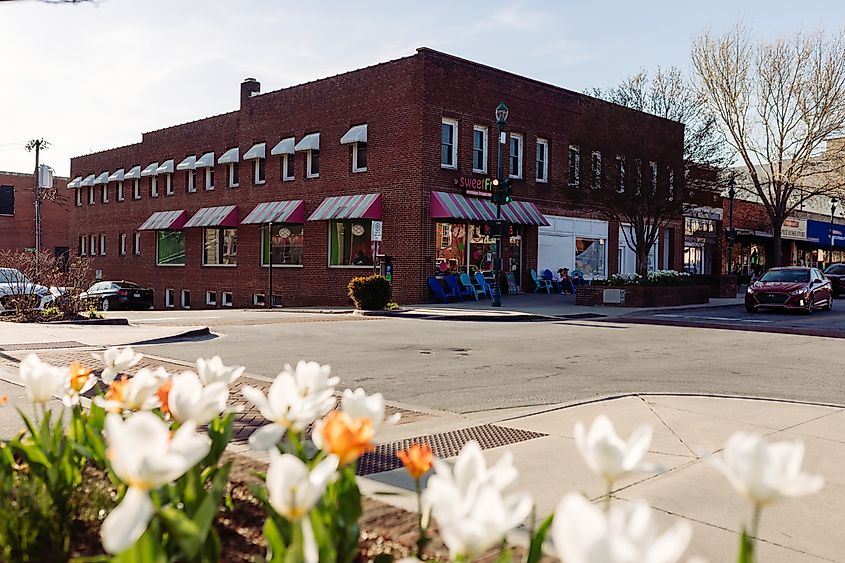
140,315,845,414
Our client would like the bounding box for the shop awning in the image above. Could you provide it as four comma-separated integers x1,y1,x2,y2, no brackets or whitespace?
241,200,305,224
195,152,215,168
124,166,142,179
294,133,320,152
93,172,110,185
218,147,239,164
156,159,174,175
499,200,550,226
243,143,265,160
340,124,367,144
308,193,381,221
177,155,197,171
67,176,82,189
430,191,550,226
81,174,96,187
270,137,295,156
141,162,159,177
108,169,125,182
183,205,238,228
138,209,187,231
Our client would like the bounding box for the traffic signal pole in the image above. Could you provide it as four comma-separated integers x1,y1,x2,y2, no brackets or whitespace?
492,123,504,307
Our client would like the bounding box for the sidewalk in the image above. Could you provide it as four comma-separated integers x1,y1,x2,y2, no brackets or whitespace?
0,320,211,349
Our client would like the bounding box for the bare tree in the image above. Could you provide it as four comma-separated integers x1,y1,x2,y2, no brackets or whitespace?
692,24,845,266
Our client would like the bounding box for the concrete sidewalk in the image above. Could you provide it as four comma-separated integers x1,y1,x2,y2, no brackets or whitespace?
0,320,212,349
364,394,845,563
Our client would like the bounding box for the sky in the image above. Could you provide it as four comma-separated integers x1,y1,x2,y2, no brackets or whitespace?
0,0,842,177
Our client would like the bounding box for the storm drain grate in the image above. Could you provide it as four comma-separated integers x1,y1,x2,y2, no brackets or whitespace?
0,341,87,351
356,424,547,476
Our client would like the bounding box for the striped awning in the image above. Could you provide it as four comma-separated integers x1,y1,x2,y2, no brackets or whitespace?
241,200,305,224
499,200,550,226
138,209,187,231
430,191,550,226
183,205,238,228
308,193,381,221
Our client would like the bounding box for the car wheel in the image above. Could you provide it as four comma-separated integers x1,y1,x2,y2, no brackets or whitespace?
825,296,834,311
745,304,757,313
101,298,110,312
806,296,814,315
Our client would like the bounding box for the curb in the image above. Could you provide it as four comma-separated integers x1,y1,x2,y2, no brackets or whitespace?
52,318,130,326
354,309,560,322
127,327,215,346
607,316,845,339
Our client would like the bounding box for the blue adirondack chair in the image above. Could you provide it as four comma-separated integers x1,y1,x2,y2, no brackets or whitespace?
428,276,457,303
531,269,553,294
542,269,559,293
460,272,485,300
474,271,494,299
446,274,474,301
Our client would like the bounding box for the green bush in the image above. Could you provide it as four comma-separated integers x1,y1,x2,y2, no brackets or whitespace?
347,275,392,310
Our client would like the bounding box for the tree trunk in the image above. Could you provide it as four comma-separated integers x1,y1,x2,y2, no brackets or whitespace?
771,220,783,268
636,247,650,277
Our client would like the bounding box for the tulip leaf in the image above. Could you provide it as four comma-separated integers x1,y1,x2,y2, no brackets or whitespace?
264,516,288,562
159,506,203,558
526,513,554,563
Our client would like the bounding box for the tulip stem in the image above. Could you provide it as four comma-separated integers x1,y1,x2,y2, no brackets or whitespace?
750,504,762,561
604,479,613,512
414,477,427,559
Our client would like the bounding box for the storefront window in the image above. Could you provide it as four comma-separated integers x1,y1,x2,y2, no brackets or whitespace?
330,220,372,266
684,217,716,236
575,237,606,278
262,224,304,266
156,230,185,266
203,228,237,266
684,245,704,274
435,222,466,273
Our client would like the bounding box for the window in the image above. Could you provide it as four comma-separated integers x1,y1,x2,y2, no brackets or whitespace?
352,142,367,173
472,126,488,174
649,161,658,193
90,235,97,255
635,159,643,194
80,235,87,256
206,291,217,306
117,181,125,201
228,163,239,187
222,292,233,307
150,176,158,197
165,288,175,308
591,151,602,189
329,220,373,266
575,237,606,278
187,170,196,193
99,234,106,256
88,187,95,205
440,118,458,169
253,294,266,306
536,138,548,183
205,168,214,190
616,155,625,193
0,186,13,215
181,290,190,309
133,232,141,255
509,133,523,179
435,222,466,273
203,228,237,266
568,145,581,187
307,149,320,178
254,158,266,184
133,179,141,199
156,230,185,266
119,233,127,256
263,224,304,266
101,185,109,203
164,173,173,195
282,154,294,181
75,189,82,207
668,169,675,200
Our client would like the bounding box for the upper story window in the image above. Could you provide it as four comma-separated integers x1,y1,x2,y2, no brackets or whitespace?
119,233,127,256
79,235,87,256
244,142,266,185
89,234,97,255
509,133,523,179
218,147,240,188
101,184,109,203
193,152,214,191
271,138,296,181
635,158,643,194
99,234,106,256
0,186,13,215
229,163,239,187
668,168,675,200
616,155,625,193
165,173,173,196
205,168,214,190
341,124,368,173
440,118,458,169
568,145,581,187
649,161,658,193
150,176,158,197
75,188,82,207
307,149,320,178
591,151,602,189
117,181,125,201
283,153,295,180
472,125,488,174
536,138,548,183
294,133,320,179
133,232,141,255
255,158,266,184
133,179,141,199
187,169,196,193
88,186,95,205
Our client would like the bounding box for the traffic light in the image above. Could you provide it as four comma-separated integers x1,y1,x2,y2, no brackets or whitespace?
502,179,513,204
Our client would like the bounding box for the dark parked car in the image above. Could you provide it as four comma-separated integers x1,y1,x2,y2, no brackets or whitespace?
823,263,845,297
80,281,154,311
745,267,832,314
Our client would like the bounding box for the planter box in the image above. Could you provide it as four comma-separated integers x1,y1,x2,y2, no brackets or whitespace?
575,285,710,307
691,274,738,298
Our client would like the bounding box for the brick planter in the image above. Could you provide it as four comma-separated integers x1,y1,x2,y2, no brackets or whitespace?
691,274,738,298
576,285,710,307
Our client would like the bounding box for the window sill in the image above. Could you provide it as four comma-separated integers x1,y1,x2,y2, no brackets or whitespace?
262,263,304,268
282,177,295,182
229,184,240,188
255,181,266,186
536,179,548,184
306,174,320,179
329,265,375,269
508,175,522,180
202,263,238,268
352,168,368,174
156,264,186,267
472,168,487,175
205,187,214,191
440,164,457,170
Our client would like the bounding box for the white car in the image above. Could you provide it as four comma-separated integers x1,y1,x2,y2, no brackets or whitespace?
0,267,56,313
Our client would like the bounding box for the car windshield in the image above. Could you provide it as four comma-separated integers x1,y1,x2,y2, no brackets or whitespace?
760,269,809,283
0,269,32,285
116,282,142,288
824,264,845,275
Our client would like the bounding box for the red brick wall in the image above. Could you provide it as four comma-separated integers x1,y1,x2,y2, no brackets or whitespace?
0,171,70,254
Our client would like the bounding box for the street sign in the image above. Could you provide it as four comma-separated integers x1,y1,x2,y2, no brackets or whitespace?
371,220,383,241
37,164,54,189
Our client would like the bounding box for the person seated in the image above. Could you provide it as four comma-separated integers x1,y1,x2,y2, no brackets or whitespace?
558,268,575,294
352,250,372,266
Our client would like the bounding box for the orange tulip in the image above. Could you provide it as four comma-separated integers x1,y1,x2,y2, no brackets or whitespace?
397,443,433,479
318,410,375,466
105,377,129,404
157,379,173,417
69,361,94,393
0,394,7,406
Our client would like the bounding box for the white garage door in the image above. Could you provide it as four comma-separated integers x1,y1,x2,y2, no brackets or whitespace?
538,215,608,278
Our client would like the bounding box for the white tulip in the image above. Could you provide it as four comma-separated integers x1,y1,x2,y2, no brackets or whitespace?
95,346,143,383
340,388,401,433
100,412,210,554
710,432,824,506
168,371,229,425
575,416,655,486
242,362,336,450
552,493,691,563
62,362,97,407
94,368,166,413
19,354,64,405
196,356,244,386
424,441,532,560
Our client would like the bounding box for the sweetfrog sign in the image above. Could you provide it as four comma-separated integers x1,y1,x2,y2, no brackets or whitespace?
455,176,494,198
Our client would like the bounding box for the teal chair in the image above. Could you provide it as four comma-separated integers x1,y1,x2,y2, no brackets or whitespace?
530,269,553,294
474,272,494,299
460,272,486,300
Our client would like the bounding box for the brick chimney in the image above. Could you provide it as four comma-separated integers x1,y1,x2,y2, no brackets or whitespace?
240,78,260,108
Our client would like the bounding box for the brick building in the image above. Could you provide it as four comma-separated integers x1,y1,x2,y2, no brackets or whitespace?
68,48,684,308
0,170,70,256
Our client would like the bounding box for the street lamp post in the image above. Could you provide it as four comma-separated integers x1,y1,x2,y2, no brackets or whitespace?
829,197,838,268
727,177,736,276
492,101,509,308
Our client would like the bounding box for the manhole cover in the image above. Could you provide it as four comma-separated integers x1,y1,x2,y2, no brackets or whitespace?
0,341,87,351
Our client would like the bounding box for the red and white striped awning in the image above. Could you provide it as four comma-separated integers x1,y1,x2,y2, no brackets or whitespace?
308,193,381,221
430,191,549,226
183,205,238,228
498,200,550,226
241,200,305,224
138,210,187,231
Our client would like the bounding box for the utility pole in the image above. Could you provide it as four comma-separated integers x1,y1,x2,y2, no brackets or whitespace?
25,139,49,277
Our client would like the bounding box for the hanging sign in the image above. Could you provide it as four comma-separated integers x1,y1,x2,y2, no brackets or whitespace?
371,220,383,241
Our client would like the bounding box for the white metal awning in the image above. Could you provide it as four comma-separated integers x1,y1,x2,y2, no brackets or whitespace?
177,156,196,171
294,133,320,152
141,162,159,177
108,169,125,182
340,124,367,144
218,147,239,164
93,172,110,185
195,152,215,168
67,176,82,189
270,137,295,156
243,142,266,160
156,159,174,175
124,166,142,179
81,174,96,187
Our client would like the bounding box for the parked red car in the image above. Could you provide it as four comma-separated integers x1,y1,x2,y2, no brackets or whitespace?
823,263,845,297
745,267,833,314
